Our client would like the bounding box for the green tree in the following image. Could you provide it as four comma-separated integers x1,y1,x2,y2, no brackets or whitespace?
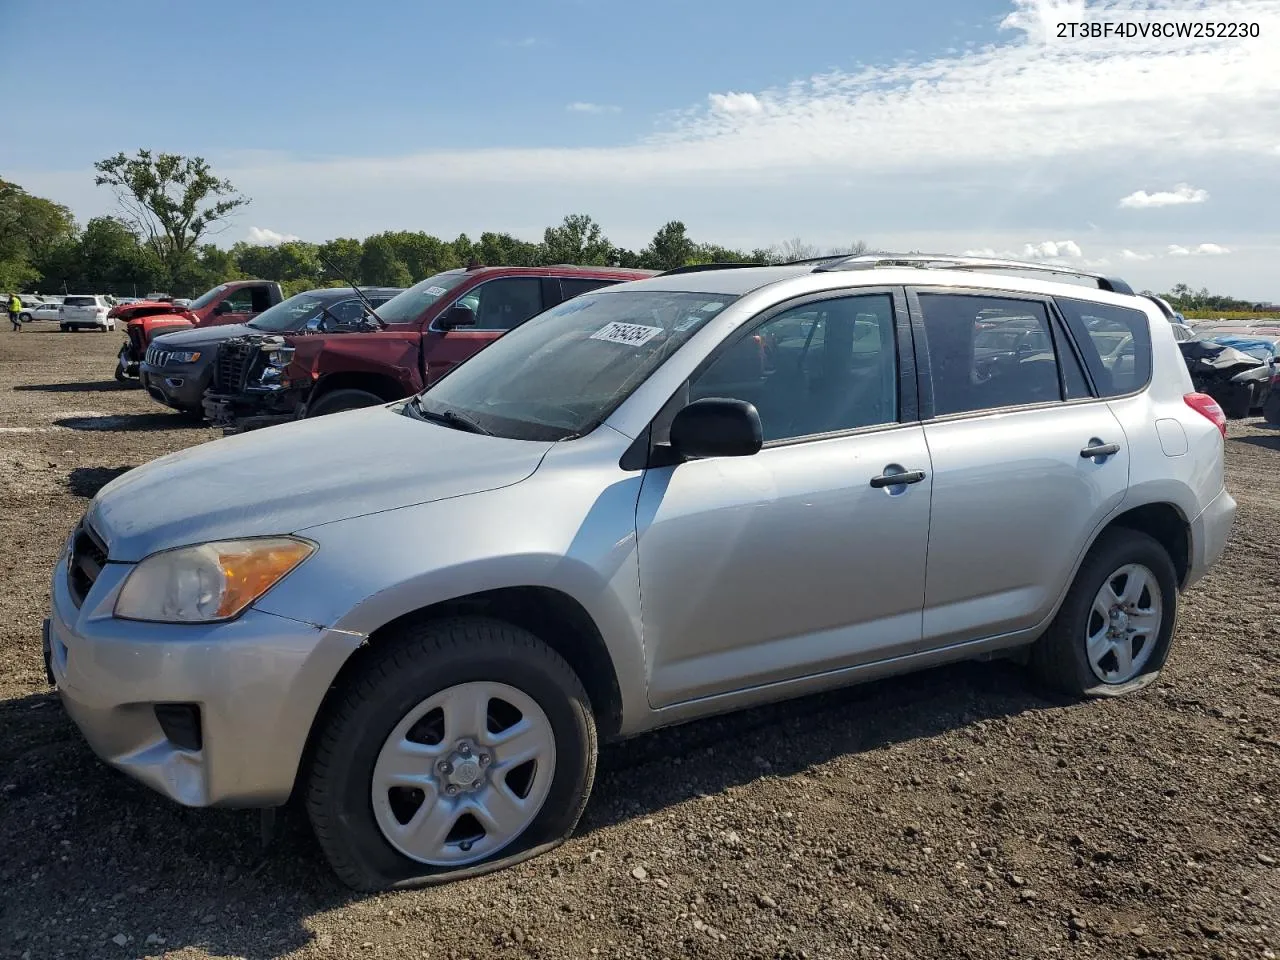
93,150,249,283
644,220,697,271
477,231,539,266
538,214,612,266
318,237,364,284
0,179,76,289
359,235,413,287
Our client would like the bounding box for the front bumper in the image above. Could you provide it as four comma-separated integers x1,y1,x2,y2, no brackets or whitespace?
139,361,210,412
1186,485,1237,589
203,390,300,435
47,544,363,807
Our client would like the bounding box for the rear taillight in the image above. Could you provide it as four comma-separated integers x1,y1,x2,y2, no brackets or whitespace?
1184,392,1227,437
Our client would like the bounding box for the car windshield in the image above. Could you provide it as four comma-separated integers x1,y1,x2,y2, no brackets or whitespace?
413,290,737,441
187,284,228,310
248,293,331,332
375,271,470,325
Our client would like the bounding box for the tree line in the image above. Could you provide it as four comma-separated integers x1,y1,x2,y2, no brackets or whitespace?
1,150,1266,313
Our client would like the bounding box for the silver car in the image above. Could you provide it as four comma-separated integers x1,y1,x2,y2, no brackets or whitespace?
46,256,1236,889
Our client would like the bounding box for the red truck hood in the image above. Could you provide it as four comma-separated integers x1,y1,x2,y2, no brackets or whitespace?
86,404,556,562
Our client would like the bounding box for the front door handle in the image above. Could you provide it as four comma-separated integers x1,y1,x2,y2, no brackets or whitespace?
870,469,926,488
1080,441,1120,459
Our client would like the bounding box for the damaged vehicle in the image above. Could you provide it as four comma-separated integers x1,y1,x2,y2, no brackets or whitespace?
1170,324,1273,419
139,287,403,417
202,265,654,433
114,280,284,384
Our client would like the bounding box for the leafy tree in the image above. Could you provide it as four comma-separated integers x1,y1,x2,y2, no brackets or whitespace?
318,237,364,283
93,150,249,282
539,214,612,266
359,235,414,287
477,231,539,266
644,220,697,271
0,179,76,289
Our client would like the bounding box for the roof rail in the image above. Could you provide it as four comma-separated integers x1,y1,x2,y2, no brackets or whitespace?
779,255,846,266
655,262,759,277
812,254,1135,295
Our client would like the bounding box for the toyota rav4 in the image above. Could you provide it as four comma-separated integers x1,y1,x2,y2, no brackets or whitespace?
46,256,1235,891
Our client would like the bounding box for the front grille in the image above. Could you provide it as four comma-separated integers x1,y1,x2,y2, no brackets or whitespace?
214,341,254,392
67,522,109,607
145,344,171,367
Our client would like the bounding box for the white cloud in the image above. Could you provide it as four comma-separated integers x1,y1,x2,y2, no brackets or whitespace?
707,92,764,117
246,226,300,245
1119,183,1209,209
1023,240,1082,259
567,102,621,115
1168,242,1230,256
1122,249,1155,261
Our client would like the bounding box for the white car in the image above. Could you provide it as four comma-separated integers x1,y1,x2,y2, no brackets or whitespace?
59,295,116,332
20,302,63,323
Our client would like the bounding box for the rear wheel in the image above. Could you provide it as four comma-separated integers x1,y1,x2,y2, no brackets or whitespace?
60,324,69,332
1029,528,1177,697
18,312,31,323
306,388,384,418
306,617,597,890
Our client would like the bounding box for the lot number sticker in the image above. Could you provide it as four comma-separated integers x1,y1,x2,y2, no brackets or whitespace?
590,321,663,347
425,286,449,296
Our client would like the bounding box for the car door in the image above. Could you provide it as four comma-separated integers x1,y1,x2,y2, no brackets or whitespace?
908,289,1130,649
422,277,546,384
635,289,933,708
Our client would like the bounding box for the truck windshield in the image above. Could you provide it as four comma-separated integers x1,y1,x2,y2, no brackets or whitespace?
375,271,469,325
248,293,329,332
414,290,736,441
187,284,228,311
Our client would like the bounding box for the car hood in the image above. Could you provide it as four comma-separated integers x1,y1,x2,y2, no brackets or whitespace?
150,323,256,349
88,405,555,561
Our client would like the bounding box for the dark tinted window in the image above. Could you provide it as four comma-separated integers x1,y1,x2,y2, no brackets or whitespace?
222,288,255,313
920,295,1063,416
690,294,898,442
1055,298,1152,397
64,296,96,307
561,277,617,300
467,277,544,331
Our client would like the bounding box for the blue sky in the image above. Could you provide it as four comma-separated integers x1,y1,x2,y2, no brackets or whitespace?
3,0,1279,297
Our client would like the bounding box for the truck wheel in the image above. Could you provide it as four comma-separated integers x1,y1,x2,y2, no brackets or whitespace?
306,617,597,891
60,324,69,332
1029,528,1178,699
307,389,384,418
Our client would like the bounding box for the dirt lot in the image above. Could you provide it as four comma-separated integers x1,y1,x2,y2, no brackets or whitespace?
1,325,1277,960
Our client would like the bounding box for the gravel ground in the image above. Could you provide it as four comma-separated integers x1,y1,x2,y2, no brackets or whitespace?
1,325,1277,960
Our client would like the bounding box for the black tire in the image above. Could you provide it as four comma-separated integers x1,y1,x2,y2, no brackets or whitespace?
306,617,598,891
59,324,69,332
18,312,31,323
1219,383,1252,420
1029,528,1178,698
306,388,384,418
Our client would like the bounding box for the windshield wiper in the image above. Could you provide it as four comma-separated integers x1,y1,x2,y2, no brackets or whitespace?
406,397,492,435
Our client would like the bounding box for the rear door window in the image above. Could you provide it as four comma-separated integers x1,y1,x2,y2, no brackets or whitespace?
1055,298,1153,397
917,294,1089,416
560,277,618,300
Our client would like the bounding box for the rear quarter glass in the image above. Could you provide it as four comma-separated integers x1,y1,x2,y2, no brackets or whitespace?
1055,297,1153,397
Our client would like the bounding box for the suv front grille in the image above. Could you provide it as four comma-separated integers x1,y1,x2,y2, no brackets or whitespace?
145,344,171,367
67,522,109,607
214,341,254,392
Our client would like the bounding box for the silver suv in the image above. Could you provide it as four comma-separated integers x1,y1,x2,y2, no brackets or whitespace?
45,256,1236,889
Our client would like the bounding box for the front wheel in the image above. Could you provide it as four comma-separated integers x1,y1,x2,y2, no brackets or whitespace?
306,618,597,890
18,312,31,323
306,388,384,418
1029,529,1178,697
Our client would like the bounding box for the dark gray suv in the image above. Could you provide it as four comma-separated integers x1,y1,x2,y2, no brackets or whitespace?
139,287,404,416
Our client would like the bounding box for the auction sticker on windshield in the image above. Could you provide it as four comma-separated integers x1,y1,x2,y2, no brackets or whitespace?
590,321,663,346
425,286,448,296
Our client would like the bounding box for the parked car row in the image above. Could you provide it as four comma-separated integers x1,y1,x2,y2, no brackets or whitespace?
47,254,1235,892
16,294,118,330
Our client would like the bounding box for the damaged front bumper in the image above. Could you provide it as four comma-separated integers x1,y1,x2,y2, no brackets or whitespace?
204,333,307,434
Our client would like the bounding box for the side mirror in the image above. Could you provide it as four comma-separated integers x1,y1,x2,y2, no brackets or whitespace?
669,398,763,460
212,301,233,315
306,314,328,333
438,304,476,330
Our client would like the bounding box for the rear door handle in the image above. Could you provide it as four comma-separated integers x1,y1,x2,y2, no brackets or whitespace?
1080,441,1120,459
870,469,926,488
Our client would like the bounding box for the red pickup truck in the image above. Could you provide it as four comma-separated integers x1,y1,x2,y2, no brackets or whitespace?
202,265,655,432
113,280,283,383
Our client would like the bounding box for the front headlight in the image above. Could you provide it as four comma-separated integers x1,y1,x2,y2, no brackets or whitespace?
267,345,296,369
114,537,314,623
171,351,201,364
